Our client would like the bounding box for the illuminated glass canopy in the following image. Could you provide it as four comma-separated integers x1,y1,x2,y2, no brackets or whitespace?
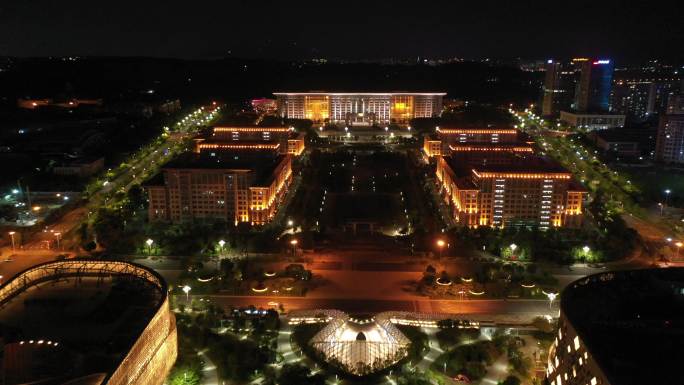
309,312,410,375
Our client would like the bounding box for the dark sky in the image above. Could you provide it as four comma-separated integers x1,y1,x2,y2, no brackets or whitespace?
1,0,682,62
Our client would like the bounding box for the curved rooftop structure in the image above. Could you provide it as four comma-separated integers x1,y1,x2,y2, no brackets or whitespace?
0,260,177,385
309,311,410,376
547,268,684,385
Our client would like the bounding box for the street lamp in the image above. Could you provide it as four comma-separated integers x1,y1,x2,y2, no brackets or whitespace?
543,291,558,309
182,285,191,302
287,219,294,228
676,242,683,260
218,239,226,269
54,232,61,250
510,243,517,253
290,239,298,256
146,238,154,254
8,231,16,251
665,189,672,207
436,239,445,258
582,245,590,254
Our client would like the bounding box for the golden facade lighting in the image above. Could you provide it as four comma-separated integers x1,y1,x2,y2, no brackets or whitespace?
435,155,586,229
449,145,533,152
423,138,442,157
472,170,572,179
437,128,518,135
197,143,281,151
390,95,414,122
304,95,330,121
213,127,291,133
147,155,293,226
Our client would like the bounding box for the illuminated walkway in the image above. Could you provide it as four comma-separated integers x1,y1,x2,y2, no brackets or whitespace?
198,350,219,385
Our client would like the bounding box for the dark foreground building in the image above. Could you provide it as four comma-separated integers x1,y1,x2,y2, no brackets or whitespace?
0,260,177,385
547,268,684,385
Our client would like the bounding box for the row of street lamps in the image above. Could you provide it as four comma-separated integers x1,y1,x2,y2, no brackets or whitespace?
6,231,61,251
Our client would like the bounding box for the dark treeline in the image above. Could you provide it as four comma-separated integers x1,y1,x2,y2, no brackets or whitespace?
0,57,541,107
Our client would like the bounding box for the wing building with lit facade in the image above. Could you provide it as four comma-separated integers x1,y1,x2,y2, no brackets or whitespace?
432,128,585,229
146,126,300,225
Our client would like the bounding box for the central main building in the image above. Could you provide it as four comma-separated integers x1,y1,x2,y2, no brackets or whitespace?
274,92,445,126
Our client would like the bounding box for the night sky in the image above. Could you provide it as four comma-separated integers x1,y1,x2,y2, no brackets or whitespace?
1,0,682,62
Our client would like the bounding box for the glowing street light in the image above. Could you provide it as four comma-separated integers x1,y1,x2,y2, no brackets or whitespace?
665,189,672,207
146,238,154,254
676,242,683,260
54,232,62,250
182,285,192,302
290,239,298,256
8,231,16,251
436,239,445,258
287,219,294,227
582,245,590,254
510,243,517,252
543,290,558,309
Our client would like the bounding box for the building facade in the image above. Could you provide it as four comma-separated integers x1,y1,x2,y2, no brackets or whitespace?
0,260,177,385
423,128,532,158
274,92,445,126
547,269,684,385
53,157,105,178
542,60,564,117
609,80,654,120
435,153,585,229
146,153,292,225
559,111,625,130
205,126,305,155
655,113,684,163
610,66,681,120
573,59,614,112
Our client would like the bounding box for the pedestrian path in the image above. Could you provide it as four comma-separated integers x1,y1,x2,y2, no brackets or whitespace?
198,349,220,385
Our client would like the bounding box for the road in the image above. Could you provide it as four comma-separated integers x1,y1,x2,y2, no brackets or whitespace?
0,250,65,283
1,105,219,260
196,295,554,323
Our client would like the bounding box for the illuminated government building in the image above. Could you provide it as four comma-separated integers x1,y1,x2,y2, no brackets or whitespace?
146,126,301,225
195,125,305,156
430,128,585,229
547,268,684,385
423,127,534,158
0,260,177,385
274,92,445,126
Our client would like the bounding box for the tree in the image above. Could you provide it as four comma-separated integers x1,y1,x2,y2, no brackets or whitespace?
169,369,201,385
500,375,521,385
79,223,88,242
277,364,314,385
127,184,145,210
83,241,97,252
